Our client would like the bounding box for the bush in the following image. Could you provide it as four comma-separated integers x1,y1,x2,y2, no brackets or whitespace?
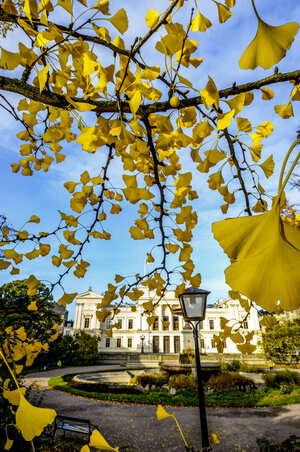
206,372,256,392
179,349,195,364
168,374,197,391
264,370,300,389
47,331,100,366
227,360,241,372
239,362,265,373
257,435,300,452
130,372,169,390
220,360,265,373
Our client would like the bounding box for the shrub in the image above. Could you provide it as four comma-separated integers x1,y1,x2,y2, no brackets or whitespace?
130,372,169,390
179,349,195,364
206,372,256,392
257,435,300,452
168,374,197,391
264,370,300,389
239,362,265,373
227,360,241,372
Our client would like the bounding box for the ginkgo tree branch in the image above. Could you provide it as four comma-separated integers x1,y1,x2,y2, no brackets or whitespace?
51,144,115,292
223,128,252,216
0,8,185,95
1,69,300,114
132,0,182,57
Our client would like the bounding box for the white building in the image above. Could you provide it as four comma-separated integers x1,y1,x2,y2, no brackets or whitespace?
73,287,261,355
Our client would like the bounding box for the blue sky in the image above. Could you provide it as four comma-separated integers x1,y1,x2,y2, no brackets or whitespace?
0,0,300,319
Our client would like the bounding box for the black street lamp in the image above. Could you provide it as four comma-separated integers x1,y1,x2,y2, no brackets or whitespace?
178,287,211,451
140,334,145,354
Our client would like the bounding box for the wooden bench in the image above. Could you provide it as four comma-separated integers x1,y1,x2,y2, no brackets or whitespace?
53,415,97,442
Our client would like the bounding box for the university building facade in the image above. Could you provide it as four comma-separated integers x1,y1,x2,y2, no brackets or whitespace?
72,287,261,355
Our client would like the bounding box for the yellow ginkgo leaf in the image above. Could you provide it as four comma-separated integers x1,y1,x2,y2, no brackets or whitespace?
239,11,299,70
3,387,26,405
64,181,78,193
0,260,11,269
212,201,278,261
89,429,119,451
236,342,256,354
108,8,128,34
236,117,252,133
27,274,39,295
261,87,274,100
199,76,219,109
16,396,56,441
28,300,38,310
2,0,18,15
38,63,50,93
225,93,247,117
259,155,274,179
145,9,160,29
4,437,13,450
57,292,77,306
0,47,21,70
80,446,90,452
211,433,221,445
214,1,232,24
213,200,300,312
23,0,38,23
129,90,142,117
156,405,173,420
190,11,212,32
274,102,294,119
28,215,40,223
217,109,235,131
92,0,109,15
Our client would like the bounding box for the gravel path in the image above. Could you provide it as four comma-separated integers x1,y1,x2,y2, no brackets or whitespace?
24,366,300,452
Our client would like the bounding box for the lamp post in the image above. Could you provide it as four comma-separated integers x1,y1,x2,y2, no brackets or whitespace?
178,287,211,451
140,334,145,354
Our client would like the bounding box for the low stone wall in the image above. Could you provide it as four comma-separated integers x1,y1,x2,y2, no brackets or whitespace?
98,352,268,366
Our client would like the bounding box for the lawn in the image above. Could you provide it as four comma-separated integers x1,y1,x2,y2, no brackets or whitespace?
48,375,300,408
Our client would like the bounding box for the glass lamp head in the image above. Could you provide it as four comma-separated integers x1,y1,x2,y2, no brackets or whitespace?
178,287,210,321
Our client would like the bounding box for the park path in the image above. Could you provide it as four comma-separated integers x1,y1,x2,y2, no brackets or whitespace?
24,366,300,452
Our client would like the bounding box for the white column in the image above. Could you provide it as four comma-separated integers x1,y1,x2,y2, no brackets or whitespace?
74,301,79,329
91,305,97,330
169,306,173,331
79,303,83,329
159,305,163,330
170,334,174,353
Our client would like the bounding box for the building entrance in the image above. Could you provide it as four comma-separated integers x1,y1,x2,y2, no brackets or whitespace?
153,336,159,353
163,336,170,353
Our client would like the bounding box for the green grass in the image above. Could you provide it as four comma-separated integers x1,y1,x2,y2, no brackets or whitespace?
48,375,300,408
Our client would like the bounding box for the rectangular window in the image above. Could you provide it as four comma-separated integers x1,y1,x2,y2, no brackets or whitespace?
199,321,204,330
106,338,110,348
222,339,226,348
173,316,179,330
128,319,133,330
163,316,169,331
117,338,121,348
84,318,90,329
106,319,111,329
200,339,205,348
209,320,214,330
153,316,159,331
128,338,132,348
243,320,248,329
117,319,122,329
211,339,216,348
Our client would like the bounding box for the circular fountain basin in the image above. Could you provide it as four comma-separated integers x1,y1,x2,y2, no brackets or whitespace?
73,368,156,385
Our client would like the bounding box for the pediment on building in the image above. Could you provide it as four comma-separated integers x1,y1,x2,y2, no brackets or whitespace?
76,290,102,299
